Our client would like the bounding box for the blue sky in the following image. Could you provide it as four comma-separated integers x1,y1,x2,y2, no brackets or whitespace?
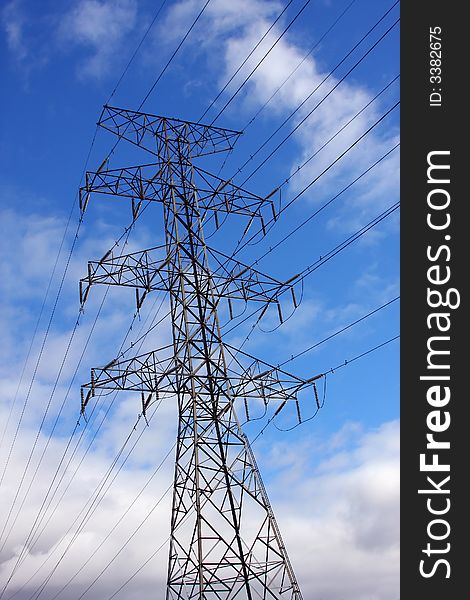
0,1,399,598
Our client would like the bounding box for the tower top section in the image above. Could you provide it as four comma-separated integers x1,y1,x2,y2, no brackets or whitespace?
98,105,242,158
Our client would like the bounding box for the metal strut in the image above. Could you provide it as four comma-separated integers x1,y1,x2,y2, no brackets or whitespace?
80,105,313,599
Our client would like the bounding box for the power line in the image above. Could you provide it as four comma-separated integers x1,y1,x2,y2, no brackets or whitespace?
238,80,400,258
255,142,400,265
329,334,399,372
224,295,399,372
240,17,400,185
29,295,168,540
3,236,149,567
106,0,169,105
226,100,399,264
242,0,360,130
138,0,212,111
223,294,400,429
198,0,295,122
234,0,399,179
209,0,313,125
221,201,400,339
76,483,173,600
194,138,400,345
0,240,65,454
298,202,399,279
207,72,399,291
49,446,175,600
0,126,100,489
5,391,120,600
9,295,170,598
264,100,400,233
106,536,170,600
0,289,114,594
212,0,368,177
28,403,165,600
0,214,142,559
0,313,82,551
281,74,399,185
256,334,400,436
0,216,84,492
1,0,171,482
0,243,167,593
227,0,399,176
219,206,397,397
197,10,400,292
279,296,400,366
1,295,169,598
217,72,399,214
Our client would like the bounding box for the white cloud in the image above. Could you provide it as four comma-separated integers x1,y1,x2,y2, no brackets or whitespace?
0,414,173,599
1,0,139,80
1,0,27,63
353,266,400,306
58,0,138,79
0,208,63,298
1,0,51,77
159,0,281,47
0,414,399,599
262,419,400,599
0,205,125,374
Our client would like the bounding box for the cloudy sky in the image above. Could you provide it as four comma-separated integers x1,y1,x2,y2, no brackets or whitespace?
0,0,399,598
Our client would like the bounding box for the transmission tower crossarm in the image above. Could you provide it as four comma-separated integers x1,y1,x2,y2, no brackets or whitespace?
80,162,274,225
80,346,178,412
79,244,173,306
207,247,299,306
224,344,322,414
98,105,242,157
79,239,300,319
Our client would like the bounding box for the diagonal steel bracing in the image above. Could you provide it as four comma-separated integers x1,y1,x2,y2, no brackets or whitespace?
80,106,313,599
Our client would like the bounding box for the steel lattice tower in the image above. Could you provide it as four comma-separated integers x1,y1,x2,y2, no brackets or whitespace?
80,106,320,599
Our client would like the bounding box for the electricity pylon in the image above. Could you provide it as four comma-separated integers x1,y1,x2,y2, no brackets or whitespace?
80,106,320,599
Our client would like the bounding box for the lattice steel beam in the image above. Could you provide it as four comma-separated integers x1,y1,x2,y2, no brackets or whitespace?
80,106,309,600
